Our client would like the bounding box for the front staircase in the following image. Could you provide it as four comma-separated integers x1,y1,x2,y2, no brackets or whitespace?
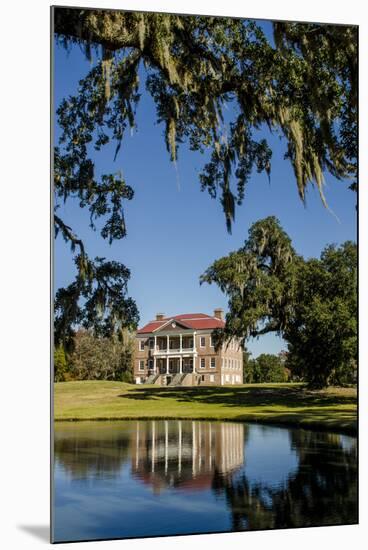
145,373,160,384
168,373,186,386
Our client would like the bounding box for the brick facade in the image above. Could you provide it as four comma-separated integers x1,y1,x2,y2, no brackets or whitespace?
134,311,243,386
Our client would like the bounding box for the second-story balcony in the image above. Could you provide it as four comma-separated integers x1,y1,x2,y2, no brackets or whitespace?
152,335,196,356
153,346,195,356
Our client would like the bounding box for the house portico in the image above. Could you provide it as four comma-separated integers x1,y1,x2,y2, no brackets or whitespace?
152,328,197,376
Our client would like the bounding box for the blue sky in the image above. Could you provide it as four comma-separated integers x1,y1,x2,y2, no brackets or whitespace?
53,21,357,358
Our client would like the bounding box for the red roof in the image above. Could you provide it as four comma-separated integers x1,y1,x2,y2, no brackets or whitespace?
137,313,225,334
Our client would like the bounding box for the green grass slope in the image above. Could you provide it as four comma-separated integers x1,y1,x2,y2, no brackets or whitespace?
54,381,357,434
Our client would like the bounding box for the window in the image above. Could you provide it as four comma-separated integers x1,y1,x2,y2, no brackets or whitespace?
210,374,215,382
200,336,206,347
148,359,153,369
139,360,145,371
201,375,205,382
200,357,205,369
210,357,216,369
225,358,227,368
139,340,145,351
225,374,230,382
210,335,214,347
149,338,154,349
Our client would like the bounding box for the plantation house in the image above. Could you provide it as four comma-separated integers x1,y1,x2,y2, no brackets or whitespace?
134,309,243,386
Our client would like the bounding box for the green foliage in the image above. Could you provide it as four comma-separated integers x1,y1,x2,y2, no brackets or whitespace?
284,241,357,387
203,218,357,388
243,352,289,383
242,349,254,383
54,251,139,350
54,345,68,382
69,329,135,381
256,354,289,382
201,216,298,348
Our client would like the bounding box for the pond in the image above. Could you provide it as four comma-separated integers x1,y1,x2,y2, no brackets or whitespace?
52,420,357,542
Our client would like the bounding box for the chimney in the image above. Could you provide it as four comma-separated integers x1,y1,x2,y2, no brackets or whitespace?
156,313,165,321
214,308,224,320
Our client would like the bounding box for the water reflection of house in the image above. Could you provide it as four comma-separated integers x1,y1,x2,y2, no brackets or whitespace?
131,420,245,494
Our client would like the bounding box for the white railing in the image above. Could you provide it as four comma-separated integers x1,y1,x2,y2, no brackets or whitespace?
153,347,195,355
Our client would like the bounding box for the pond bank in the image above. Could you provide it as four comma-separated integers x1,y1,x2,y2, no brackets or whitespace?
54,381,357,435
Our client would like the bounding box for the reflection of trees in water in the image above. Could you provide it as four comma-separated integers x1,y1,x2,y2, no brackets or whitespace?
54,423,131,479
212,430,357,530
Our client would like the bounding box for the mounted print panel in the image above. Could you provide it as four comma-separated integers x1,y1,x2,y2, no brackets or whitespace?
51,5,358,544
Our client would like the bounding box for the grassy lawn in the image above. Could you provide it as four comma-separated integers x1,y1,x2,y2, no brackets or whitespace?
54,381,357,435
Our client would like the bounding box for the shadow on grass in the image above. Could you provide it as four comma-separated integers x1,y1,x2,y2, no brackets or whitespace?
119,385,356,410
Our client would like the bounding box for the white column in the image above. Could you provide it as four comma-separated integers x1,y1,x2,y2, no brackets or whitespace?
180,333,182,352
154,335,157,351
167,334,169,351
193,332,196,351
179,355,182,374
166,356,169,374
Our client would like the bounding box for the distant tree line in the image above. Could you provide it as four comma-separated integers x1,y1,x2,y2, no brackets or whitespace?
54,329,135,382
